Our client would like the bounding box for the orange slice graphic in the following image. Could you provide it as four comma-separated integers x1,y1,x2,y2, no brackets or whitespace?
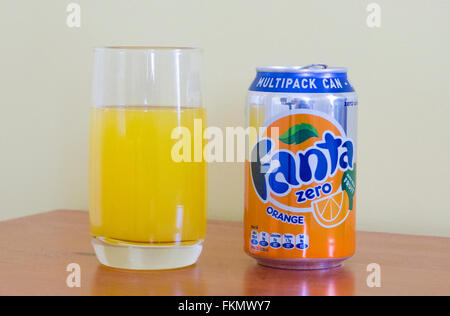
312,190,350,228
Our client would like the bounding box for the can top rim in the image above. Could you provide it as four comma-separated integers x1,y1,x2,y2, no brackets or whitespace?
256,65,347,74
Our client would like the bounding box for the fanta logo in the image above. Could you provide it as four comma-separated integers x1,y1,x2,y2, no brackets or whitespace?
251,131,354,202
247,111,357,230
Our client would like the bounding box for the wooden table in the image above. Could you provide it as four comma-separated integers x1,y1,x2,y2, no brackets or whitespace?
0,210,448,296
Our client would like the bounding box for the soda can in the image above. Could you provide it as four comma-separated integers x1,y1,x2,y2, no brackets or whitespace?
244,64,358,270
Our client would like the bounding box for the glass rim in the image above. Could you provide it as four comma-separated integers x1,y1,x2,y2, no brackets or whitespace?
94,46,201,53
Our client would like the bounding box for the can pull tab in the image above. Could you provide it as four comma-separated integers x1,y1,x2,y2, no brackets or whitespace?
300,64,328,70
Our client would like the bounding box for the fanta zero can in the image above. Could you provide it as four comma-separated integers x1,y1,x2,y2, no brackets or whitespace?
244,64,358,269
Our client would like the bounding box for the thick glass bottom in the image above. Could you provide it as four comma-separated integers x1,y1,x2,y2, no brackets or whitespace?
91,237,203,270
254,256,352,270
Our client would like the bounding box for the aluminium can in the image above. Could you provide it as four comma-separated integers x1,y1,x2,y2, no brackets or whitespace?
244,64,358,270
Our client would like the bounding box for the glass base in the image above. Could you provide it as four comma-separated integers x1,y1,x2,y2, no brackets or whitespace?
91,237,203,270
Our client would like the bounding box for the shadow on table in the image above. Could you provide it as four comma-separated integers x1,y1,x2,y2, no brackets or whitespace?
243,264,355,296
88,261,355,296
89,263,207,296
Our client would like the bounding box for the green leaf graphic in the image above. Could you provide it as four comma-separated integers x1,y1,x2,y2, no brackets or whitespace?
278,123,319,145
341,166,356,210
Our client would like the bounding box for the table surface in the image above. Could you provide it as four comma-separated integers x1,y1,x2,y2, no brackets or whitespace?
0,210,448,296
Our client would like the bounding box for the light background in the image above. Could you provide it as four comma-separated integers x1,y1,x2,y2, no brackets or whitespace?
0,0,449,237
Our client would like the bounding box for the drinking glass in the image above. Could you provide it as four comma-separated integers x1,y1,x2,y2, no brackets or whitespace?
90,47,206,270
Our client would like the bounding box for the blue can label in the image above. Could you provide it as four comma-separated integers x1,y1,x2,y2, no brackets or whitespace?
249,71,355,93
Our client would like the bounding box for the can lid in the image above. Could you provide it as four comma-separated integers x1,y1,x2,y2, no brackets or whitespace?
256,64,347,75
250,64,354,93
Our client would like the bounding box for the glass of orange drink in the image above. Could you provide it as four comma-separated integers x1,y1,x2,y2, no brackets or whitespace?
89,47,206,270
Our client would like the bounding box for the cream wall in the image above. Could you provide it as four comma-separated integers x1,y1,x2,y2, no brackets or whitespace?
0,0,449,237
